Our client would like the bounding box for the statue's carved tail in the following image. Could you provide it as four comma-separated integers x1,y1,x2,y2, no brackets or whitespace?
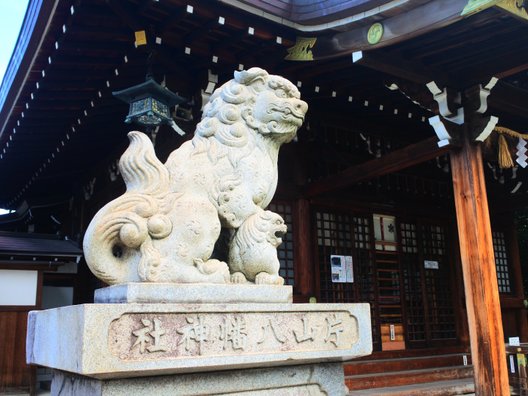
120,131,170,196
83,132,173,284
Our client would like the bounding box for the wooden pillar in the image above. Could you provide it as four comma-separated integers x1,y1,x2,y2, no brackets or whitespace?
427,80,509,394
450,221,471,347
293,198,314,302
450,130,509,395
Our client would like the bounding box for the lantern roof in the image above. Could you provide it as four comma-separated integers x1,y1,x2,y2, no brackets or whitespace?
112,78,186,107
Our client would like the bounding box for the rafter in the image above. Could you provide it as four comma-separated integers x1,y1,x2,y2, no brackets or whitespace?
105,0,143,32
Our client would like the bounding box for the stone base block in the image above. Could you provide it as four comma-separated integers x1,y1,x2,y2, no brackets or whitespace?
27,302,371,379
51,363,348,396
94,283,293,304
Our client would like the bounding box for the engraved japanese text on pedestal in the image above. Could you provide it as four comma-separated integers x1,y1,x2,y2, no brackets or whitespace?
109,311,358,360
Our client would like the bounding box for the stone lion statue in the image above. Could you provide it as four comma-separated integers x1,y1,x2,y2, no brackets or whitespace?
83,68,307,285
229,210,287,285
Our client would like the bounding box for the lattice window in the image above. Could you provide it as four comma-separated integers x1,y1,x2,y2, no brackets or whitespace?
403,259,425,341
353,216,371,249
316,212,352,248
353,216,379,347
401,223,418,254
492,231,512,294
316,211,355,303
268,202,295,286
425,269,456,339
421,223,456,340
401,222,456,343
401,222,424,341
422,225,445,256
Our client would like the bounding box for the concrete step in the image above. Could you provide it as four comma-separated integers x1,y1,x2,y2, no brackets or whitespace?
344,353,471,376
345,365,474,391
347,378,475,396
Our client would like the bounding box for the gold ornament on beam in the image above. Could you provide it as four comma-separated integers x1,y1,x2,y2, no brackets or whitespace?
461,0,500,16
367,23,384,45
462,0,528,18
285,37,317,61
496,0,528,20
134,30,147,46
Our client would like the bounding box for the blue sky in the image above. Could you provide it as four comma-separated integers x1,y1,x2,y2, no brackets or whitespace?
0,1,29,84
0,0,28,214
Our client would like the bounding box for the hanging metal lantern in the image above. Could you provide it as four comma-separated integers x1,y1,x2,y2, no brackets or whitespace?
112,77,186,130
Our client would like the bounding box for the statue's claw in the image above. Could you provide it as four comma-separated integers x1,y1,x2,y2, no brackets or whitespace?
255,272,284,286
231,272,249,284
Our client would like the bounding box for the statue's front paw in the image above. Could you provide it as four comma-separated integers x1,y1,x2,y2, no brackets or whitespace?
255,272,284,285
231,272,249,284
194,258,224,274
193,258,231,283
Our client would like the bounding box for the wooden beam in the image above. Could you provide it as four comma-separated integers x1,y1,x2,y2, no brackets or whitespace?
450,130,509,395
304,136,451,197
0,261,62,270
352,50,450,86
290,0,388,23
496,61,528,79
454,40,528,84
307,0,468,60
489,80,528,118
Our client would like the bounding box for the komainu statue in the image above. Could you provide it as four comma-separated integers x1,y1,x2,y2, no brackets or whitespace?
83,68,308,285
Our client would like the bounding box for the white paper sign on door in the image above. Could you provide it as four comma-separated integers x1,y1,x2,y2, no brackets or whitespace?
330,255,354,283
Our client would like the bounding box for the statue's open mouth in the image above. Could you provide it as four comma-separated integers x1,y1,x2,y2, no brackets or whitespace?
275,230,286,238
283,107,305,122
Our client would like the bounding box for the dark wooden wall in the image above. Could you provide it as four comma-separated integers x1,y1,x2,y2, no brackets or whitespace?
0,310,32,391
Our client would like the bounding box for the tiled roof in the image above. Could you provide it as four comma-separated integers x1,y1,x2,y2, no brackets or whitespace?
0,232,82,257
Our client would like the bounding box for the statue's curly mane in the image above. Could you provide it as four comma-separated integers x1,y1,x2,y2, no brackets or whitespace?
190,69,262,167
190,67,299,168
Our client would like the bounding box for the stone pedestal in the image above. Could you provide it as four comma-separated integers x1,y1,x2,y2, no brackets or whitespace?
27,284,372,395
51,363,346,395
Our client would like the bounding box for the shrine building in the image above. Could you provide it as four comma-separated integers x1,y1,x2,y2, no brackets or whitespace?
1,0,528,394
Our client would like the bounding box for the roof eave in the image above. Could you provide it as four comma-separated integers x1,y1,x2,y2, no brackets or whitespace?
0,0,61,141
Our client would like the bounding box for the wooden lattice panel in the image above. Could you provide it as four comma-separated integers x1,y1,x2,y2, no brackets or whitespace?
401,221,456,344
314,210,381,349
401,222,425,342
353,216,371,250
401,222,418,254
376,250,402,324
492,230,512,294
315,211,355,303
421,223,456,340
421,224,445,256
353,216,379,348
